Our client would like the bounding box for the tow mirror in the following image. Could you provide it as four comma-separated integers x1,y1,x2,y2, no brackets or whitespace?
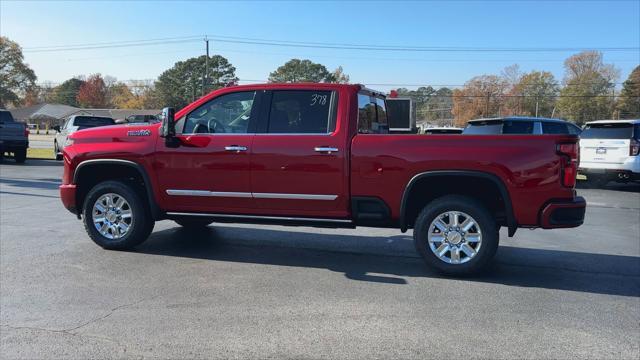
159,107,175,138
53,125,61,132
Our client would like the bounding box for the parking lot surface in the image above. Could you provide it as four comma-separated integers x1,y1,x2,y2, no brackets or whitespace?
1,160,639,359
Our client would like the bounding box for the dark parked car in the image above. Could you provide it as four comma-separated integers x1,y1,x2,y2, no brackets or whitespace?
463,117,582,135
0,109,29,163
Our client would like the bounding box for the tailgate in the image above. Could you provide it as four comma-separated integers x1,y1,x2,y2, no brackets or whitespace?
0,122,26,142
580,138,630,165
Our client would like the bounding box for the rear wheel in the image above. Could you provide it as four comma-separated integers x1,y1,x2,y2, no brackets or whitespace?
413,195,498,275
14,148,26,164
82,180,154,250
174,218,213,228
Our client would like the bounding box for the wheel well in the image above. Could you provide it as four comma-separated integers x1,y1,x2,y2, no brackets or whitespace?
75,164,151,215
402,174,512,232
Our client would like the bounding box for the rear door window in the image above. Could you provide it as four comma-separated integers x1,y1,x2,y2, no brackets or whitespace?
267,90,337,134
503,120,534,134
581,123,634,139
542,122,570,134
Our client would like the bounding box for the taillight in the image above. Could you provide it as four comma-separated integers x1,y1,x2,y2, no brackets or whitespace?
24,126,30,137
631,139,639,156
557,142,579,188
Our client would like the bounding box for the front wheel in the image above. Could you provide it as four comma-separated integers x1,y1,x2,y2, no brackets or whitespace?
82,180,154,250
413,195,499,275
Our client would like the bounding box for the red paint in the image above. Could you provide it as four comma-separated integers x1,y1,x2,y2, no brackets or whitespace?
59,83,584,231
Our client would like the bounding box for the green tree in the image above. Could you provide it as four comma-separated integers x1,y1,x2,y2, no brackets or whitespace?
268,59,333,83
556,51,619,123
513,71,560,117
51,78,85,106
0,36,37,108
617,65,640,119
155,55,238,109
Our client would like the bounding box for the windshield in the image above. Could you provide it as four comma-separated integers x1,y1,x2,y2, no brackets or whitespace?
581,123,634,139
74,116,115,130
463,120,503,135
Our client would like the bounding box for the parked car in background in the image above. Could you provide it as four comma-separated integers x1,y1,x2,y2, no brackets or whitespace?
54,115,115,160
463,117,582,135
0,109,29,163
579,119,640,185
423,127,463,134
120,114,160,124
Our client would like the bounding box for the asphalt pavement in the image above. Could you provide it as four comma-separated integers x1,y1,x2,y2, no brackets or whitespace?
1,159,639,359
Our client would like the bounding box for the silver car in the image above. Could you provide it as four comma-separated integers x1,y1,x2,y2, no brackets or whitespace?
54,115,115,160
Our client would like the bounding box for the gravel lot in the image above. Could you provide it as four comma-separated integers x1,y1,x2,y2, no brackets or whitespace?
1,159,639,359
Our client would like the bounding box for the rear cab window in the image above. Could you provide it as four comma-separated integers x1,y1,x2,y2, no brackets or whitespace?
357,92,388,134
73,116,115,130
0,111,15,123
581,123,634,139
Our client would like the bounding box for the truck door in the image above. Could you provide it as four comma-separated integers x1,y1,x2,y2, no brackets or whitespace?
154,91,259,213
250,89,349,218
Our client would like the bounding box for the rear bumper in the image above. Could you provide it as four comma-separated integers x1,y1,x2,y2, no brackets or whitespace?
59,184,78,215
540,196,586,229
0,139,28,151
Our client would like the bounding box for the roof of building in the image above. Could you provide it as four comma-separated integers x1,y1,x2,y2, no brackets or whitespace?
8,104,161,122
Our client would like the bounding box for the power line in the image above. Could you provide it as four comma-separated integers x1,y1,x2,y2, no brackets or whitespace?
22,34,640,53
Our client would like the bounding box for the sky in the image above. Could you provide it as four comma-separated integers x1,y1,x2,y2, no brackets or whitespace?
1,0,639,92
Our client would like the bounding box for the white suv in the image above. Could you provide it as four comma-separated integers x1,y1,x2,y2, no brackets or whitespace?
579,119,640,184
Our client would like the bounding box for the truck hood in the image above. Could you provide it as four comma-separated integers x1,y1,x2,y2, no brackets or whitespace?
69,123,160,142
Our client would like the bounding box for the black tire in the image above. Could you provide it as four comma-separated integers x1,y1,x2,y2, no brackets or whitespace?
82,180,154,250
14,148,26,164
413,195,499,276
174,218,213,228
54,142,63,161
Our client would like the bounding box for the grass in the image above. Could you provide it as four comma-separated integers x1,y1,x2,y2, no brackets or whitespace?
27,148,55,160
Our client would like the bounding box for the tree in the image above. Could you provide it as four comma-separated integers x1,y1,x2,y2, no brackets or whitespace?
108,82,135,108
0,36,37,108
452,75,508,126
51,78,85,106
268,59,333,83
155,55,238,109
76,74,108,108
330,66,350,84
511,71,560,117
617,65,640,119
556,51,619,123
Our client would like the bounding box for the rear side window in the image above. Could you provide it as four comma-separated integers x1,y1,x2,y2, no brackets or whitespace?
463,120,503,135
581,123,634,139
267,90,337,134
503,120,534,134
358,93,389,134
542,122,569,134
635,124,640,140
74,116,115,130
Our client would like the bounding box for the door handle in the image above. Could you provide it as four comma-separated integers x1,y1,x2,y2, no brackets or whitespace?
314,147,339,154
225,145,247,152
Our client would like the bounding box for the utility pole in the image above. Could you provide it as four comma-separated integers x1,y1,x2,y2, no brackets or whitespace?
203,36,209,96
535,95,539,117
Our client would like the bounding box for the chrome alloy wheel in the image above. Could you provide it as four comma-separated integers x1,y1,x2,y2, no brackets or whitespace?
427,211,482,264
92,193,133,240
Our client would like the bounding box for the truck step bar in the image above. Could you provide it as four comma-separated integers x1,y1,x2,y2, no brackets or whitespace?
166,212,355,229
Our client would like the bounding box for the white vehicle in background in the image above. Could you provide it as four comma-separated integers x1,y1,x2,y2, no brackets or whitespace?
579,119,640,185
53,115,115,161
423,127,463,134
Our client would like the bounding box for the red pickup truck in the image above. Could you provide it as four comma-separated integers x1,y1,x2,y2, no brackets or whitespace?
59,83,585,275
